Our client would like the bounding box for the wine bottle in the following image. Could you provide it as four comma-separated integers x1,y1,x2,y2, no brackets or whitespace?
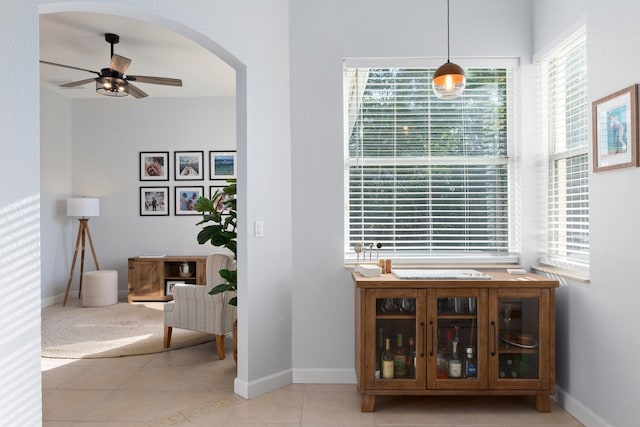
394,333,407,376
507,356,518,378
375,327,383,379
382,338,394,379
463,346,477,378
407,336,416,378
448,340,462,378
436,328,449,379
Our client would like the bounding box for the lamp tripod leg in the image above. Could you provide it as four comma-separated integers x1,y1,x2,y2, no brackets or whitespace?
78,221,87,299
84,221,100,270
63,219,84,306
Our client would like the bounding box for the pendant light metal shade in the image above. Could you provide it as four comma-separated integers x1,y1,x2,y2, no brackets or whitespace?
432,61,466,99
432,0,465,100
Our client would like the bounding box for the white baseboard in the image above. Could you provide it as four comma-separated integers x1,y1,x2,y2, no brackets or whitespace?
41,293,64,307
234,369,293,399
292,368,357,384
554,386,612,427
41,290,129,307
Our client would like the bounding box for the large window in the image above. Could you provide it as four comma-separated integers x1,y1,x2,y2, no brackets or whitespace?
538,29,589,272
344,64,517,262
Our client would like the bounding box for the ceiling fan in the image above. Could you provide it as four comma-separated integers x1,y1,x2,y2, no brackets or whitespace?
40,33,182,98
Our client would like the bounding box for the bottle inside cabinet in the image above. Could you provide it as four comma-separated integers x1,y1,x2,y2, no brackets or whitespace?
375,297,416,381
436,296,478,380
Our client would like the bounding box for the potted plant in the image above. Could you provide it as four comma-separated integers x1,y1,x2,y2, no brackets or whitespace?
194,179,237,361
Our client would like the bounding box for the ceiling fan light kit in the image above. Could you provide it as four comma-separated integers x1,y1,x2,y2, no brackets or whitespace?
96,75,129,97
432,0,466,100
40,32,182,99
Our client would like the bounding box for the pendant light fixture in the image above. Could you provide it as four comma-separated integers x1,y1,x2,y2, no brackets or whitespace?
432,0,466,99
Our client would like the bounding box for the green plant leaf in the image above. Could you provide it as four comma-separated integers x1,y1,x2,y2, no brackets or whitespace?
197,178,238,308
209,283,234,295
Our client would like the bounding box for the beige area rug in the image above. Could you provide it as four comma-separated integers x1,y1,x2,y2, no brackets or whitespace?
41,300,215,358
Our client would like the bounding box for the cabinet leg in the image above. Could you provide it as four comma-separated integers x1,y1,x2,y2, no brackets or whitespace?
361,395,375,412
534,395,551,412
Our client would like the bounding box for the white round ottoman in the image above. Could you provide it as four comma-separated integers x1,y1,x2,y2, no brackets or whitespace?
82,270,118,307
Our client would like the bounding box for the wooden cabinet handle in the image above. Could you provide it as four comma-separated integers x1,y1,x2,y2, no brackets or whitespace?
428,320,434,356
491,321,497,356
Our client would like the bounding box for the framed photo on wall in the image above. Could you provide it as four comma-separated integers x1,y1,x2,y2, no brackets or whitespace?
175,151,204,180
139,152,169,181
209,151,237,179
175,186,204,215
592,84,639,172
140,187,169,216
210,184,231,213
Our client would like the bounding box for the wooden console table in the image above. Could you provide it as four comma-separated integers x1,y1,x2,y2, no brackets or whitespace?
127,256,207,302
353,271,558,412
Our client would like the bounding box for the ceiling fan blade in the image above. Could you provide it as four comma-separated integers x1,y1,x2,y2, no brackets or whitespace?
60,78,97,88
110,54,131,74
127,82,149,99
40,60,101,76
126,75,183,87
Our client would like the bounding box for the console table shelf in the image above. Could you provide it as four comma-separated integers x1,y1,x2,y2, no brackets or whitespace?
127,256,207,302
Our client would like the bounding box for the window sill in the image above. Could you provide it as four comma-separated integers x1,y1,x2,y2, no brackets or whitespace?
531,265,590,283
344,261,522,271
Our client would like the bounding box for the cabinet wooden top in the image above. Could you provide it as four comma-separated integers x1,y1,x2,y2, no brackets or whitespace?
129,256,208,261
353,271,559,289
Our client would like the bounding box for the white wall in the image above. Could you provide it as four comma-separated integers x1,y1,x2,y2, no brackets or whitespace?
289,0,535,381
1,2,43,424
40,88,73,305
533,1,640,426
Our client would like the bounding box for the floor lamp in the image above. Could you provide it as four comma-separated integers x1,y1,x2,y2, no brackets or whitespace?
64,198,100,306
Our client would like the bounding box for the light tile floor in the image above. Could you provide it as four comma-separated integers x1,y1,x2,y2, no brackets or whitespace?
42,335,584,426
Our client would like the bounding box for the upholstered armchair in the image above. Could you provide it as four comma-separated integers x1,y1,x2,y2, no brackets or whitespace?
163,253,236,359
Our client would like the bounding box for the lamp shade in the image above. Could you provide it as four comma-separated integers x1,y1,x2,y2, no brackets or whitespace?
67,198,100,217
432,61,466,100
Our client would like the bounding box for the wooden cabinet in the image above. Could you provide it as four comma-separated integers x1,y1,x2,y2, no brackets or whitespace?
128,256,207,302
354,271,558,412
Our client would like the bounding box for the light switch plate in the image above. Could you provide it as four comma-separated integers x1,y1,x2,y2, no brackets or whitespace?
254,220,264,237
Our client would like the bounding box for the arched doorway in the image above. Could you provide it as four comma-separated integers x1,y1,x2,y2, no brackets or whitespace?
38,0,246,401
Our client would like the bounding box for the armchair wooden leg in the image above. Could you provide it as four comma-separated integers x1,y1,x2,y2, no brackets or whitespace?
215,334,226,360
164,326,172,348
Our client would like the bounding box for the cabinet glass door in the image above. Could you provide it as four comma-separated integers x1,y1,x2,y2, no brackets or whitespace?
489,289,550,389
428,289,487,389
365,289,424,390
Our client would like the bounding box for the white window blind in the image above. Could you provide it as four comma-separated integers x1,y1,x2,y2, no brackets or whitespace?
344,67,516,261
539,29,589,270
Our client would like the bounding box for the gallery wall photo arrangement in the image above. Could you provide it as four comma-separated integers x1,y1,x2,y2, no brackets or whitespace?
210,151,237,179
592,84,639,172
140,152,169,181
140,187,169,216
175,151,204,180
175,186,204,216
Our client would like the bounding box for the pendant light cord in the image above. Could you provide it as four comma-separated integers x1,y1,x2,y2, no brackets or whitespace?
446,0,451,62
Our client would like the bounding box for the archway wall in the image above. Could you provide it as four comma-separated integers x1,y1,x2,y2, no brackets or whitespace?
8,4,289,421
